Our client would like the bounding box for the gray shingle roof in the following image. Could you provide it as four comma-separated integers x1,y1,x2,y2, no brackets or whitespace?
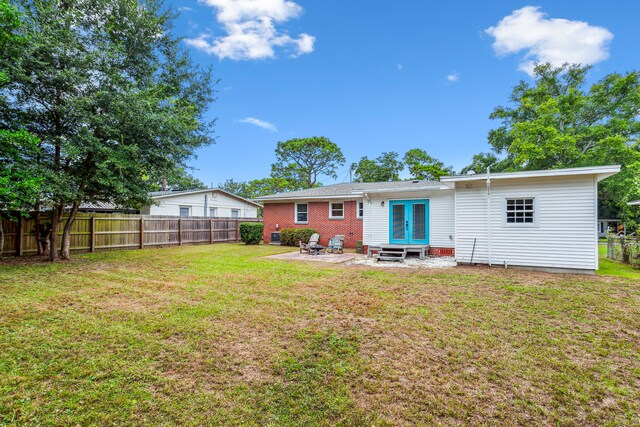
256,180,440,200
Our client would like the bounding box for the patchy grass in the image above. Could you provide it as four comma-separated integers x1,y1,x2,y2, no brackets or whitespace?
598,243,640,279
1,244,639,426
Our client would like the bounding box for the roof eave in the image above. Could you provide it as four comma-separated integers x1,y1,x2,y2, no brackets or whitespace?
440,165,622,183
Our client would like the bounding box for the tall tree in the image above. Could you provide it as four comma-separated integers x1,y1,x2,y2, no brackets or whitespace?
271,136,345,189
403,148,454,180
2,0,215,260
353,152,403,182
0,0,44,257
219,177,298,199
464,63,640,226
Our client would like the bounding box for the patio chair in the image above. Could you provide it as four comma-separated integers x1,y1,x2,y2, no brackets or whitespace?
299,233,324,254
327,235,345,254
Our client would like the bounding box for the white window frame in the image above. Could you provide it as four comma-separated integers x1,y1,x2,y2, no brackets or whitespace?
295,203,308,224
231,209,240,218
329,201,344,219
179,206,191,217
209,207,217,218
357,201,364,219
503,196,538,227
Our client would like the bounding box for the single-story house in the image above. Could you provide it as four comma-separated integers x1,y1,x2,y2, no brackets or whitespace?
598,219,623,238
141,189,261,218
257,165,621,273
73,188,260,218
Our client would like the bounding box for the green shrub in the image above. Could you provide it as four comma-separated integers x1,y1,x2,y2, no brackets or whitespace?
280,228,318,246
239,222,264,245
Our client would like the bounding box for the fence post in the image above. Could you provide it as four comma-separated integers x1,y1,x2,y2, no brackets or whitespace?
140,217,144,249
235,220,240,243
178,218,182,245
210,219,213,244
16,216,23,257
90,217,96,252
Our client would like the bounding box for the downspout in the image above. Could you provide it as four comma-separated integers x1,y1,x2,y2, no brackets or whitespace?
204,194,209,217
364,192,371,245
487,166,492,267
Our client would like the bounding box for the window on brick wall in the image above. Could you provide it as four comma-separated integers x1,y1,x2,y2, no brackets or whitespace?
295,203,308,223
329,202,344,219
357,201,364,219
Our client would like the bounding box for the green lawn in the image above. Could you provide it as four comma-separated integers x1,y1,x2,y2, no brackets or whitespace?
1,245,639,426
598,243,640,279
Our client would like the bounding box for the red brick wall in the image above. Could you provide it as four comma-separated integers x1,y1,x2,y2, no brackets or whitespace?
429,247,455,257
263,201,363,248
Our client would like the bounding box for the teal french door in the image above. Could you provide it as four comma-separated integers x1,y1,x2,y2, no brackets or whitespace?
389,199,429,245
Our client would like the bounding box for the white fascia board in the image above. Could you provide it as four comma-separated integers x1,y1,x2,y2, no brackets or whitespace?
440,165,621,183
628,200,640,206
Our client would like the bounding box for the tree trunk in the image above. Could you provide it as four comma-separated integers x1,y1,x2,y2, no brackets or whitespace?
49,205,62,261
0,219,4,259
34,202,43,255
61,201,80,260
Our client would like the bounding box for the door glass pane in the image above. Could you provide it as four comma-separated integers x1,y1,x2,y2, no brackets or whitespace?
413,203,426,240
392,204,405,240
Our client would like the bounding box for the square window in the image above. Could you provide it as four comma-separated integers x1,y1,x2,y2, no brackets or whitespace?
231,209,240,218
209,207,217,217
505,198,534,224
179,206,190,217
330,202,344,218
296,203,308,223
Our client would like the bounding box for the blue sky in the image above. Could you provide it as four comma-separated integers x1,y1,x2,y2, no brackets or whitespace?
173,0,640,186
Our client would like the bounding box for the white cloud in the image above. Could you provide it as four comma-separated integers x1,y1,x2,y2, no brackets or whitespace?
485,6,613,76
177,6,192,12
446,73,459,82
184,0,315,60
238,117,278,132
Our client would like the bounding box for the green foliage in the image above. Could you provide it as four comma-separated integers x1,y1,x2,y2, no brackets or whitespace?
466,63,640,224
460,152,506,175
150,168,206,192
239,222,263,245
219,177,297,199
403,148,454,180
279,227,318,246
1,0,215,258
271,137,345,189
353,151,403,182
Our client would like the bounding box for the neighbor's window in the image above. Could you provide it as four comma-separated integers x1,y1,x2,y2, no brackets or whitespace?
295,203,308,223
231,209,240,218
505,198,534,224
357,201,364,218
209,207,217,217
179,206,190,217
329,202,344,219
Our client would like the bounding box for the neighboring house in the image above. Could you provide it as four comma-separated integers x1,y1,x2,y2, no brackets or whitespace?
257,165,621,273
73,188,261,218
598,219,622,238
141,189,261,218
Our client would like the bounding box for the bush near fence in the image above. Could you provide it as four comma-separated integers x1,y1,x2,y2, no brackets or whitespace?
1,214,262,257
607,236,640,267
239,222,263,245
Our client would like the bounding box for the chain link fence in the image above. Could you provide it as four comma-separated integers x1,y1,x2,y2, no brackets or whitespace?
607,236,640,267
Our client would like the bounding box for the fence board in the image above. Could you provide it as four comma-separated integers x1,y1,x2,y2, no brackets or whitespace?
1,214,262,257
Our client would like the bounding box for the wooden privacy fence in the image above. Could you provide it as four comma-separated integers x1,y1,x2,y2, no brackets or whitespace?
1,214,262,256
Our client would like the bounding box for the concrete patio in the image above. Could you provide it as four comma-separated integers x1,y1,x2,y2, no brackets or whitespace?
264,251,358,264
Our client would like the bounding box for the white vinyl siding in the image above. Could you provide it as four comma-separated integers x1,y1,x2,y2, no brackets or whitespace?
454,176,597,271
146,191,259,218
363,189,455,248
